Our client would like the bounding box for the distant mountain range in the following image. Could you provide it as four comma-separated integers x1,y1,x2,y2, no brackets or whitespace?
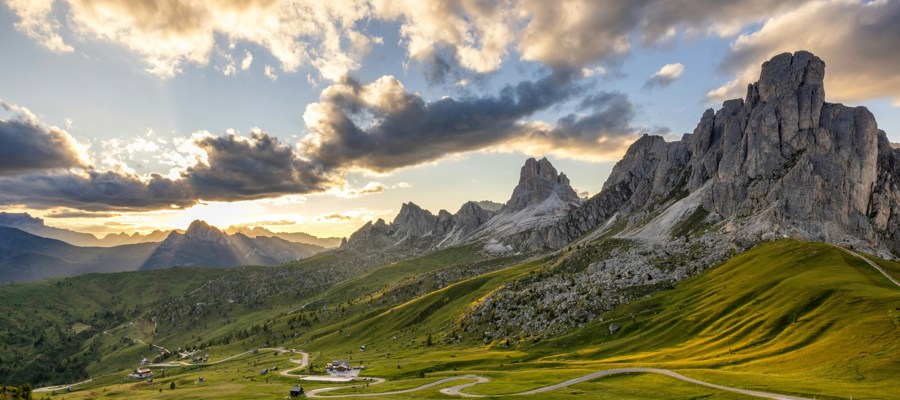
0,212,342,248
224,225,343,248
341,156,581,254
0,220,324,284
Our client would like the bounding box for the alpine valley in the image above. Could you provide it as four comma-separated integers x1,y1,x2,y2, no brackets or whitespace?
1,51,898,400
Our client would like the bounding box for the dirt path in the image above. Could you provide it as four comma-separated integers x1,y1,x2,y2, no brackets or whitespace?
841,247,900,288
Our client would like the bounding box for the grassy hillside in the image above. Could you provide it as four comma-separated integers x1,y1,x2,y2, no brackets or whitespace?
0,268,231,386
14,240,900,399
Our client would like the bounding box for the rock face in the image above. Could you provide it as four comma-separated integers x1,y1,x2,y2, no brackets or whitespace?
504,157,580,213
342,157,582,253
549,50,900,256
142,220,323,269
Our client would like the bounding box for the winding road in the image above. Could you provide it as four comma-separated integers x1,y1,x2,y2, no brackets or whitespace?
36,347,814,399
304,366,811,399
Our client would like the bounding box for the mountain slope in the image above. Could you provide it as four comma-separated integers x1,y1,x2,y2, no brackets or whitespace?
292,240,898,399
140,220,323,269
341,157,581,254
0,212,102,247
0,226,157,283
547,51,900,257
224,225,343,248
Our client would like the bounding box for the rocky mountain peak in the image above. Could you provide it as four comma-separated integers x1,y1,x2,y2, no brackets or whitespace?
392,202,439,238
549,50,900,256
184,220,227,241
504,157,580,213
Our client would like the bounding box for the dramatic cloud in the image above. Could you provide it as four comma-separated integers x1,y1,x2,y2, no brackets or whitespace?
301,71,590,172
0,129,336,211
8,0,825,81
0,101,88,176
182,130,331,201
373,0,516,73
504,91,650,160
643,63,684,90
0,170,194,211
7,0,374,79
708,0,900,105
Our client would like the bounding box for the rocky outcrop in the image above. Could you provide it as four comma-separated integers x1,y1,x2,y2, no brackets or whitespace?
342,157,581,253
546,50,900,256
504,157,580,213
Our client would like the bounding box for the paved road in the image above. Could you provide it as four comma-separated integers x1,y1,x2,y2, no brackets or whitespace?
33,379,92,393
841,247,900,288
36,350,815,399
307,368,811,399
280,351,310,377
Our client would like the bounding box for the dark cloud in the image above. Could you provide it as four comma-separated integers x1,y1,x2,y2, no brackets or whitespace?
0,104,86,176
514,91,649,159
0,170,194,211
45,210,120,218
184,131,331,201
0,130,336,211
302,70,585,172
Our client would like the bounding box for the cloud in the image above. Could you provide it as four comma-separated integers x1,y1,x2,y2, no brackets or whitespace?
708,0,900,105
0,128,335,211
182,129,332,201
318,213,354,222
8,0,374,79
5,0,73,52
264,65,278,81
301,71,588,172
8,0,827,81
45,210,119,218
501,91,649,160
0,101,88,176
643,63,684,90
374,0,515,74
241,50,254,71
0,170,194,211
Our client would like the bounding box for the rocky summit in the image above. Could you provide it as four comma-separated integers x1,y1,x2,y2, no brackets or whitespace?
341,157,583,254
548,51,900,257
504,157,581,213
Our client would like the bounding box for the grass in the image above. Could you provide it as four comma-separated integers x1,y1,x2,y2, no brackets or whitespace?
17,240,900,399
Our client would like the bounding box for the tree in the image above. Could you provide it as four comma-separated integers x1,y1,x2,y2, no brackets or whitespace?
426,333,433,346
170,381,176,390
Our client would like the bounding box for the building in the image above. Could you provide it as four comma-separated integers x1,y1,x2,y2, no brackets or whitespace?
129,368,153,379
289,386,304,397
139,358,150,366
327,360,351,372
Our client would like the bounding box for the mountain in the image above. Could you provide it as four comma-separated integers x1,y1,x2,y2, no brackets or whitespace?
98,229,175,246
0,226,157,283
224,225,343,248
341,157,580,253
0,212,102,247
0,220,326,283
542,50,899,257
0,212,178,247
140,220,324,269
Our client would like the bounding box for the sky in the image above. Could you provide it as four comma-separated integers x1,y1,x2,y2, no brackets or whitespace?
0,0,898,238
